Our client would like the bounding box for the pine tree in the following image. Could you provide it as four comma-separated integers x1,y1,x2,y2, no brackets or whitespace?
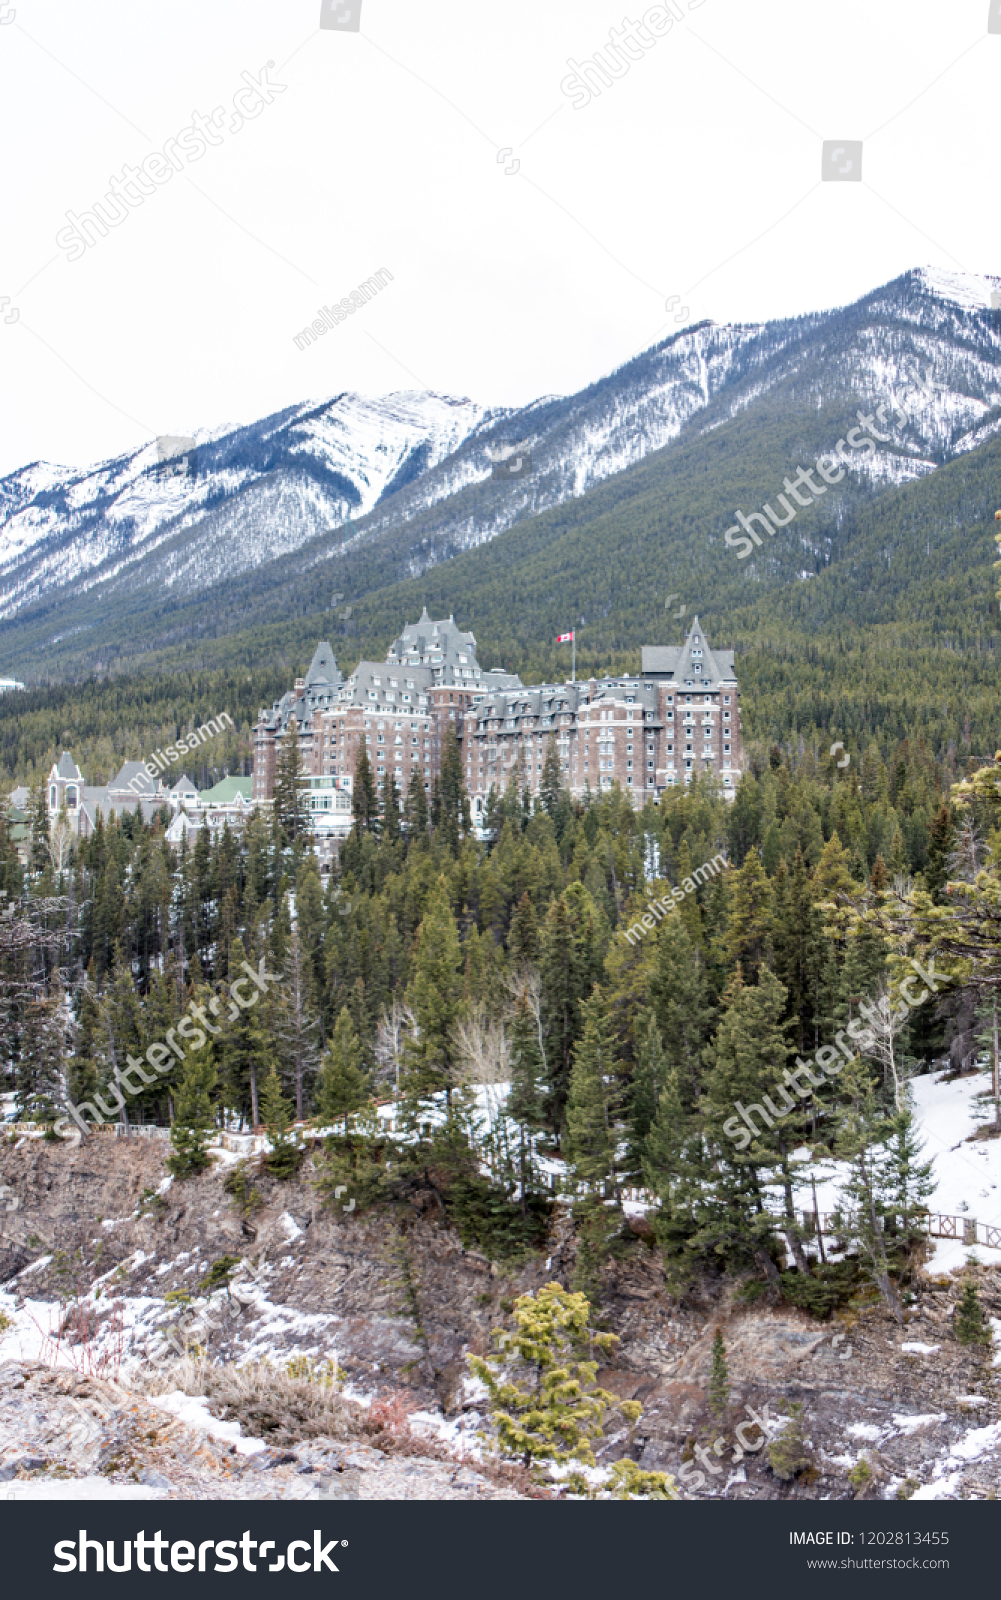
316,1007,369,1132
260,1064,303,1179
767,1402,814,1481
708,1327,730,1418
466,1285,641,1475
954,1281,991,1347
166,1045,217,1178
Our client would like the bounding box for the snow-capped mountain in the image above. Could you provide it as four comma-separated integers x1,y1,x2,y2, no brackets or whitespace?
4,265,1001,654
0,392,491,619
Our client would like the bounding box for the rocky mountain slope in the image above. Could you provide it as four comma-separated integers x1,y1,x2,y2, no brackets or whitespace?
5,266,1001,681
1,1136,998,1502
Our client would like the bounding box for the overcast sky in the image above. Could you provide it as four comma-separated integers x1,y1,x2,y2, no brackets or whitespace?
1,0,998,475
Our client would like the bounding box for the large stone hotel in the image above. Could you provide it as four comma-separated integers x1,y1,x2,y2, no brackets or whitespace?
253,610,742,835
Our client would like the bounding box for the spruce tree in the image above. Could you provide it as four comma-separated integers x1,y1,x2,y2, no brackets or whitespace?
218,936,268,1128
648,914,708,1110
708,1327,730,1418
508,994,548,1207
382,774,402,843
881,1107,934,1244
628,1008,666,1174
167,1045,217,1178
539,735,563,820
273,718,308,843
701,969,803,1276
832,1057,903,1325
352,746,379,835
436,724,470,855
404,769,429,844
538,887,602,1145
565,987,620,1194
401,875,464,1123
29,783,50,874
316,1007,369,1132
508,891,539,963
724,850,774,982
260,1064,303,1179
954,1281,991,1347
925,802,953,903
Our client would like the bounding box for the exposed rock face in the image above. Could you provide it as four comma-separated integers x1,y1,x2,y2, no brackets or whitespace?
1,1138,999,1500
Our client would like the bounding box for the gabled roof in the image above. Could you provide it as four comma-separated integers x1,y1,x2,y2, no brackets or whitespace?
169,775,198,796
641,617,736,685
109,761,160,795
305,641,341,689
55,751,82,780
200,776,252,804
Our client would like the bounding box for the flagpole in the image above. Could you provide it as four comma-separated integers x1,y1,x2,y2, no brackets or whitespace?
572,632,576,685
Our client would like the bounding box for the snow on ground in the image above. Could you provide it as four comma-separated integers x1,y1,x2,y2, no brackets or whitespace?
147,1392,265,1455
787,1067,1001,1270
3,1479,165,1501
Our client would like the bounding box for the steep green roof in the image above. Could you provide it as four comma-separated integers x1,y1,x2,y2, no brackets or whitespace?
199,776,252,805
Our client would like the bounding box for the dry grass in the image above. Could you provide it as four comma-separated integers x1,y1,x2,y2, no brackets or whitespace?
133,1356,550,1494
136,1355,363,1448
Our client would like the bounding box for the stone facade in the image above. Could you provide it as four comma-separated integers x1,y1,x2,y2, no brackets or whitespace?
463,617,743,805
253,613,743,828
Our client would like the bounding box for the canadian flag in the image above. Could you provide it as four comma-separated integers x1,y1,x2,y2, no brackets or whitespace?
556,631,574,643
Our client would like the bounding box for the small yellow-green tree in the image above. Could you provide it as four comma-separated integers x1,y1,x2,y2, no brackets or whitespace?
468,1284,675,1497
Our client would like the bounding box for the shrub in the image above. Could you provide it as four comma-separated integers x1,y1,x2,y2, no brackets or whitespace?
767,1403,815,1482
